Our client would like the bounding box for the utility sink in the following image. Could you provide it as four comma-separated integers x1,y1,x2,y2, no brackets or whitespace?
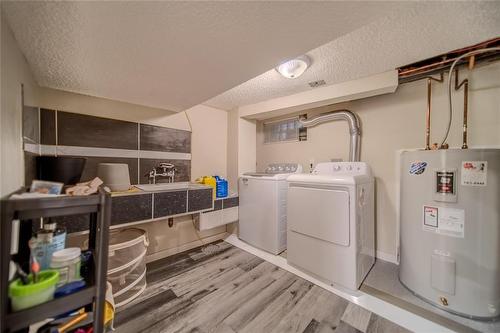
134,182,209,192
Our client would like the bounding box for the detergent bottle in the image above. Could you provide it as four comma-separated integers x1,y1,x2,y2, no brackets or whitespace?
197,176,217,199
214,176,228,198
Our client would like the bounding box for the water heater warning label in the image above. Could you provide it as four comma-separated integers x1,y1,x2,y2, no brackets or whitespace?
423,206,465,238
423,206,438,227
436,171,455,194
461,161,487,186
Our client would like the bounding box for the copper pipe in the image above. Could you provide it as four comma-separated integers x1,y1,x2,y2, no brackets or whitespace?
455,68,469,149
469,55,476,70
462,81,469,149
424,74,443,150
399,37,500,77
399,58,449,76
425,78,432,150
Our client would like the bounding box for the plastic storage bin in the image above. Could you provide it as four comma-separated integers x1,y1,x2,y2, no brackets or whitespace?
113,268,147,308
107,228,148,308
50,247,81,287
8,270,59,311
108,251,146,297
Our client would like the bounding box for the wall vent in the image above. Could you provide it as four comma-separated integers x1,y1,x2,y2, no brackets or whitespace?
308,80,326,88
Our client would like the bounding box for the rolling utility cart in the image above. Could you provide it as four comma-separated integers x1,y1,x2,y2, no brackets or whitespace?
0,188,111,333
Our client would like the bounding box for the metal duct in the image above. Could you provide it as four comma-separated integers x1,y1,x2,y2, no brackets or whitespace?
299,109,361,162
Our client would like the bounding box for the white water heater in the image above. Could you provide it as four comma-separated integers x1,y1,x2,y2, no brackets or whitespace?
399,148,500,319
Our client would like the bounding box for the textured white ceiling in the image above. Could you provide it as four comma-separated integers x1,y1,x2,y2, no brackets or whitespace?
205,2,500,111
2,1,402,112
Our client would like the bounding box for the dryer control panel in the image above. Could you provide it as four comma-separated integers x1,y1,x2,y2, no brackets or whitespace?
312,162,371,176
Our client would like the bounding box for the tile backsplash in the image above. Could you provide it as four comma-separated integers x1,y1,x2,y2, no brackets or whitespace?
57,111,139,150
140,124,191,153
23,107,192,186
40,108,56,145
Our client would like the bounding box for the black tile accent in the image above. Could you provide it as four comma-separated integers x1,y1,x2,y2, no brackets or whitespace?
111,194,152,225
213,199,223,211
22,106,39,144
72,156,139,185
52,214,90,234
57,111,138,150
188,188,213,212
40,108,56,145
154,191,187,218
24,152,38,186
140,124,191,153
139,159,190,184
222,196,239,209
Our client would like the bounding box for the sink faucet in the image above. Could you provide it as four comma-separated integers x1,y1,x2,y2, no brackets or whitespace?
146,162,176,184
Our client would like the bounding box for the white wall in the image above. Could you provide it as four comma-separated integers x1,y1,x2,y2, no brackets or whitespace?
226,109,239,192
185,104,228,180
226,110,257,192
256,62,500,261
0,12,40,196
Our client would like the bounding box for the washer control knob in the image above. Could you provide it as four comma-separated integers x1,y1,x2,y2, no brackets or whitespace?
334,165,342,172
346,164,353,171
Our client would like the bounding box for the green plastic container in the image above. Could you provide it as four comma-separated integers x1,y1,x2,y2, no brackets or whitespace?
8,270,59,311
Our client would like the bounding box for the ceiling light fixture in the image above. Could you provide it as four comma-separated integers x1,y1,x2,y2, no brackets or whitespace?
276,55,311,79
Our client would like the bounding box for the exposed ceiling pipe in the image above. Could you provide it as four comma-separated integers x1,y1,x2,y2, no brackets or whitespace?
454,68,469,149
440,46,500,148
424,74,444,150
299,110,361,162
398,37,500,84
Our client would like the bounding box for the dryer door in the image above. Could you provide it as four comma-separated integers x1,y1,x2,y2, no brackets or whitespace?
288,185,350,246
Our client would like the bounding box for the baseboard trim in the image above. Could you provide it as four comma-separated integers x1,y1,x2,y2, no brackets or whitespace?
376,250,398,265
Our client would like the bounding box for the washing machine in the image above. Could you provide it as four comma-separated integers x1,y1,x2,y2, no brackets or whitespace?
286,162,375,290
239,163,303,254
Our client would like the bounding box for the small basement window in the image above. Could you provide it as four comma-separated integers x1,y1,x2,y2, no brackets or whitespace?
263,115,307,144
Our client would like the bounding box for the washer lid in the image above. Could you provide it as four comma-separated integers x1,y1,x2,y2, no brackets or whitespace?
242,172,291,180
242,163,303,180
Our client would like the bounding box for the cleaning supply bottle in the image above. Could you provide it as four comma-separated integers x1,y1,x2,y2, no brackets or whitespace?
30,220,66,270
214,176,228,198
198,176,217,199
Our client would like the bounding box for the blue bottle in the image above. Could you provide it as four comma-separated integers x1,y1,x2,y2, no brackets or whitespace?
214,176,228,198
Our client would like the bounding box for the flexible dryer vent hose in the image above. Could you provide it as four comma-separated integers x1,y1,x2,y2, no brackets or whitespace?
299,109,361,162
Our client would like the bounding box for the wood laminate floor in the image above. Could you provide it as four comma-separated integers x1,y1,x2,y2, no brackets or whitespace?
114,241,411,333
